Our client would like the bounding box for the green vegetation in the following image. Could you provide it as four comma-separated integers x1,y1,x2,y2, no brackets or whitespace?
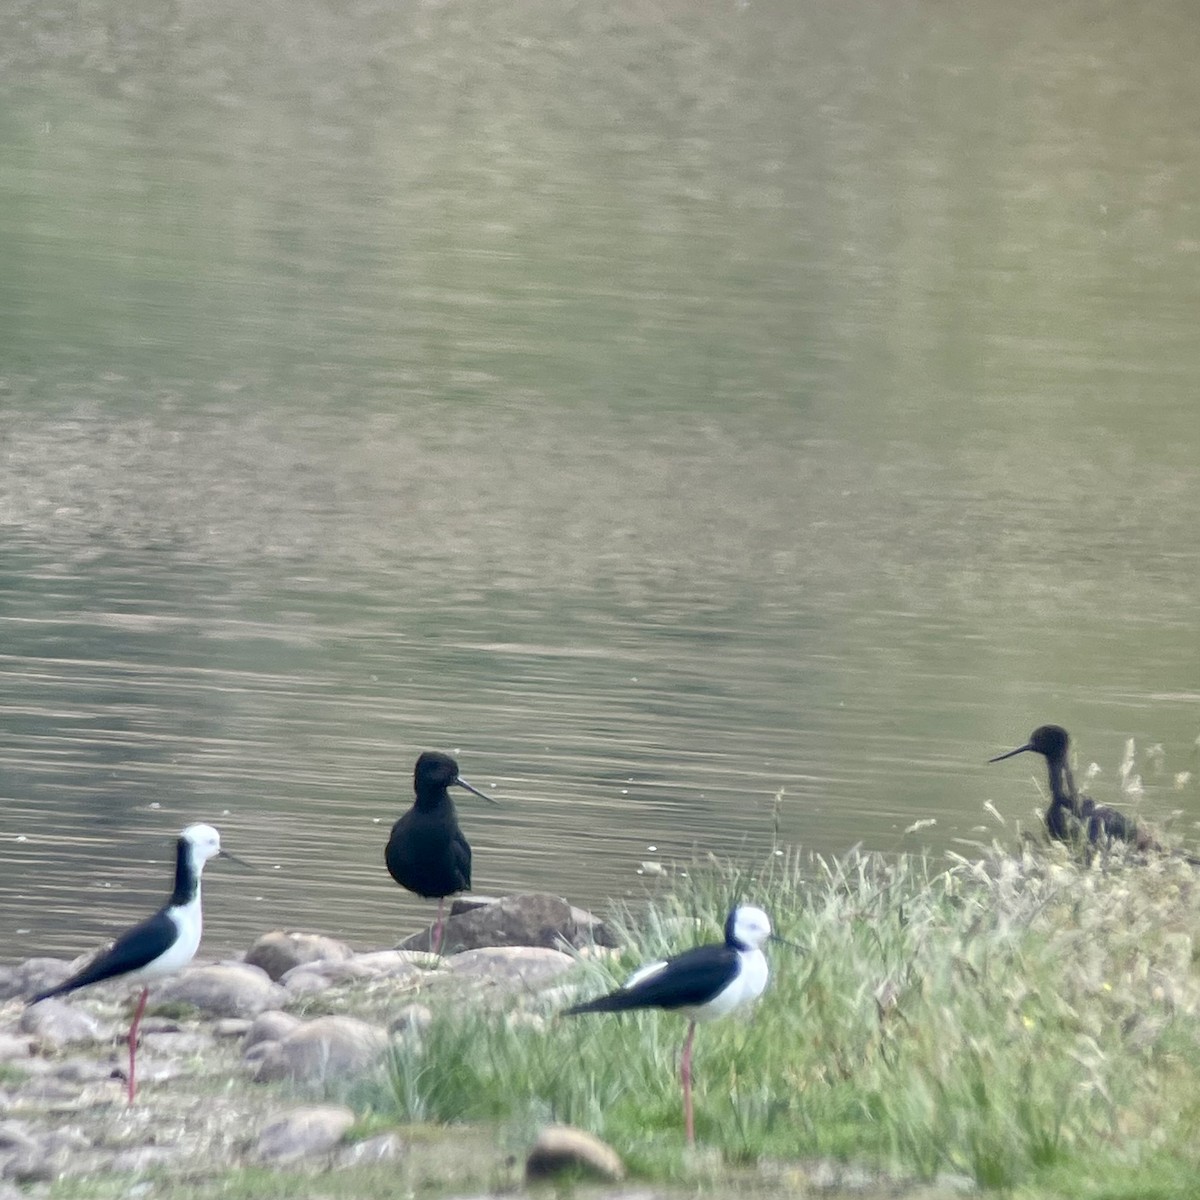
361,844,1200,1195
0,1060,31,1087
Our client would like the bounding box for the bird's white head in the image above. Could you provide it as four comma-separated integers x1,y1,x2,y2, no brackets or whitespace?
727,905,773,951
181,823,223,871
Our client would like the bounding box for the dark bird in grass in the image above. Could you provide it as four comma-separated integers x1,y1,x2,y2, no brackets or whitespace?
989,724,1186,854
564,905,787,1146
385,750,496,955
28,823,245,1103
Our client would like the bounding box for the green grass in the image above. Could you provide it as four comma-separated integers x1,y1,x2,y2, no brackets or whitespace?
357,843,1200,1194
0,1060,31,1086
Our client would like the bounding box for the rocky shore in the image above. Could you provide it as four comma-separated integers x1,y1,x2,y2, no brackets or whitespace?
0,893,628,1193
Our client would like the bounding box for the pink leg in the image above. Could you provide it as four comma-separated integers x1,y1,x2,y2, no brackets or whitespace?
681,1020,697,1145
127,987,149,1104
431,897,446,955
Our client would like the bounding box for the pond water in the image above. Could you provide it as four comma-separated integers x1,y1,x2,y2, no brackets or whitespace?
1,0,1198,960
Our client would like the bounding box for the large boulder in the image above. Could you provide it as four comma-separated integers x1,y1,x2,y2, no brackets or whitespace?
244,932,355,982
399,894,615,954
243,1010,303,1052
252,1016,387,1084
0,1034,33,1062
352,950,429,978
256,1105,355,1161
0,959,77,1003
19,999,103,1047
154,963,282,1018
444,946,575,988
280,959,377,996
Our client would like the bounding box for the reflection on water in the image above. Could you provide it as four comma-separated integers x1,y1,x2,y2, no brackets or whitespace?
1,0,1198,959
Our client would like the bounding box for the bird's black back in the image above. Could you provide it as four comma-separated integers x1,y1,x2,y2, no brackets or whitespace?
565,943,739,1015
29,908,178,1004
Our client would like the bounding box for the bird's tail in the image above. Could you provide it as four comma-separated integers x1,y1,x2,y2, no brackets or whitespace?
27,981,72,1006
563,990,641,1016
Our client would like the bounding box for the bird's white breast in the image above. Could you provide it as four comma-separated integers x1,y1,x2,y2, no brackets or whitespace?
686,947,768,1022
136,897,203,983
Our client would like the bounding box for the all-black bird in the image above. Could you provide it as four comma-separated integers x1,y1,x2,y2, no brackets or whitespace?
989,724,1152,848
28,823,243,1102
385,751,496,955
564,905,781,1145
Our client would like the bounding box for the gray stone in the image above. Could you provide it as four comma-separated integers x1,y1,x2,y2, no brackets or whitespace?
154,963,282,1018
8,1077,92,1104
570,905,620,948
257,1105,355,1161
141,1031,213,1056
526,1125,624,1182
3,1150,56,1184
0,958,76,1002
801,1159,883,1192
0,1122,37,1155
243,1010,302,1051
400,893,613,954
108,1145,182,1173
241,1042,276,1066
2,1127,91,1184
335,1132,405,1167
19,998,103,1046
388,1003,432,1038
252,1016,387,1084
444,946,575,987
39,1128,91,1154
353,950,428,978
139,1016,184,1034
448,894,501,915
278,968,333,996
213,1018,253,1038
281,958,375,995
244,931,355,982
50,1058,119,1084
0,1034,33,1062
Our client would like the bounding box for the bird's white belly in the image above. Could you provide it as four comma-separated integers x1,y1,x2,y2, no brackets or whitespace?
133,904,202,984
685,949,769,1022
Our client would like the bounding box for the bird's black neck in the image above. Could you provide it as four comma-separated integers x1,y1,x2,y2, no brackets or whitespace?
414,789,454,814
723,910,749,952
169,837,200,907
1045,753,1081,815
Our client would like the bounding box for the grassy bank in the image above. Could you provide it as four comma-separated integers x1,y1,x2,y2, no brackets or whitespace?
359,843,1200,1196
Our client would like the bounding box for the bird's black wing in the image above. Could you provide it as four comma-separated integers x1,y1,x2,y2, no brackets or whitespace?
451,828,472,891
30,908,177,1003
565,944,737,1015
1045,800,1082,842
1084,802,1134,844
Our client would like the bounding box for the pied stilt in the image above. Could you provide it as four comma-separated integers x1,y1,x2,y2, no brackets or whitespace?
385,751,496,955
564,905,785,1145
28,823,242,1102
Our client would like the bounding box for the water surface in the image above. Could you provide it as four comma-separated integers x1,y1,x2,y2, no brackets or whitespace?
2,0,1198,959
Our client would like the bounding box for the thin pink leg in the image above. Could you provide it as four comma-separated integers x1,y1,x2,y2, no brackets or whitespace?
432,897,446,955
127,987,149,1104
681,1020,697,1145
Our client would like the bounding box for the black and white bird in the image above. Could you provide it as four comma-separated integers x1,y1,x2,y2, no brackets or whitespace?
385,751,496,955
989,724,1152,847
564,905,781,1145
28,823,238,1102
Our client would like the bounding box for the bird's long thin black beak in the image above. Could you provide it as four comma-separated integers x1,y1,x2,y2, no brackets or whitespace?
455,775,498,804
988,742,1033,764
218,848,256,870
770,934,805,952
